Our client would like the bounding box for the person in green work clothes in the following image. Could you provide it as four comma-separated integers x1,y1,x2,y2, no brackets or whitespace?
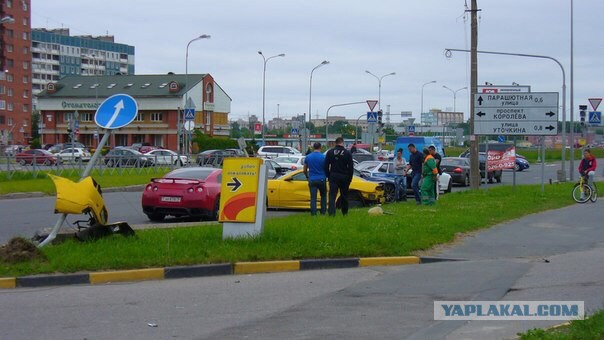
420,148,438,205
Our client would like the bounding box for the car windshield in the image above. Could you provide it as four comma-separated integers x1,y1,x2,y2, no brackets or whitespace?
165,168,215,180
442,158,466,166
274,157,300,163
356,161,380,171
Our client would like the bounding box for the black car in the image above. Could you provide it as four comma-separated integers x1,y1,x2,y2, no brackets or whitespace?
104,147,154,167
441,157,471,186
459,150,503,183
196,150,227,166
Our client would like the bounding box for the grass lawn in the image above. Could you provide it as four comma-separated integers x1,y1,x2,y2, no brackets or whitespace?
0,169,171,195
0,182,579,277
519,310,604,339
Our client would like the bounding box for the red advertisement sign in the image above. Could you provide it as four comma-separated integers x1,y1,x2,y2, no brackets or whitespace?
254,123,262,134
486,145,516,171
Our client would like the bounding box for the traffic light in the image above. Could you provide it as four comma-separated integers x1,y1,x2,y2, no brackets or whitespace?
377,110,384,129
579,105,587,126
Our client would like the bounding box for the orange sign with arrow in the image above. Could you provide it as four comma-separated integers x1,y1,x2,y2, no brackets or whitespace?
219,157,262,223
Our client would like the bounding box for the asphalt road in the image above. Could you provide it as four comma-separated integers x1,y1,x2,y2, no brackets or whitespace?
1,198,602,339
0,160,591,243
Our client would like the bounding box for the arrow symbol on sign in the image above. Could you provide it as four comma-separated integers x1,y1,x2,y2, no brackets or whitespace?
545,111,556,117
476,111,485,117
106,100,124,128
545,125,555,131
227,177,242,192
477,96,484,105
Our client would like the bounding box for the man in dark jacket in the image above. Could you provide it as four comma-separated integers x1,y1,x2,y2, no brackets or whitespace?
324,137,354,216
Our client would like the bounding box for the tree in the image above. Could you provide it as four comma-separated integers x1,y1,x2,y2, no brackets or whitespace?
229,121,242,138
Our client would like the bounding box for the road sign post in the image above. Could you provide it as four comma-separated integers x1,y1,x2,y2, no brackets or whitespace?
221,158,267,239
39,94,139,247
473,92,559,136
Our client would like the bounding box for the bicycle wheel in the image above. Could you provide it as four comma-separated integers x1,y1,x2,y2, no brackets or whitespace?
589,183,598,202
572,183,592,203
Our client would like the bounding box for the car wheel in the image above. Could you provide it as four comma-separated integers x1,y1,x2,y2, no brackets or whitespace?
347,191,366,208
464,174,470,187
18,159,26,166
384,184,396,203
446,178,452,193
146,213,165,222
106,159,115,167
496,173,502,183
175,160,183,166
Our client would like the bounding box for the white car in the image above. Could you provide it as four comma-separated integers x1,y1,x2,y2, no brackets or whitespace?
356,160,453,193
56,148,91,163
273,155,305,171
144,149,189,165
257,146,301,159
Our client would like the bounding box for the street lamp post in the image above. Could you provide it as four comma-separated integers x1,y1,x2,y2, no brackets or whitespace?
259,51,285,146
445,48,568,182
442,85,467,113
365,71,396,111
355,113,367,144
325,101,366,147
421,80,437,120
306,60,329,150
183,34,211,154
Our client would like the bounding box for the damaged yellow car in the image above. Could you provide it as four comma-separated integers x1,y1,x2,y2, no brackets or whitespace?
267,169,384,210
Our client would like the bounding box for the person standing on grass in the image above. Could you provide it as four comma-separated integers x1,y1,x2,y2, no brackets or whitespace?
406,143,424,205
428,145,442,200
421,148,438,205
393,148,407,201
303,142,327,216
324,137,354,216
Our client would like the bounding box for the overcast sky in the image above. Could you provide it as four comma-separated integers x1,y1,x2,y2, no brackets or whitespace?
32,0,604,125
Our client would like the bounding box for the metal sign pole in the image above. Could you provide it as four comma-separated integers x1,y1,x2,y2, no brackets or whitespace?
38,130,112,247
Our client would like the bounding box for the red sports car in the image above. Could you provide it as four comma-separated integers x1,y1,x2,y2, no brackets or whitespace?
141,167,222,221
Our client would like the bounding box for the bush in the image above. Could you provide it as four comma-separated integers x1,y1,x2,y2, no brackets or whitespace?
193,132,238,152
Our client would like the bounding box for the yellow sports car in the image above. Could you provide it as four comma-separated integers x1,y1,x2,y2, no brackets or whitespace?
267,169,384,210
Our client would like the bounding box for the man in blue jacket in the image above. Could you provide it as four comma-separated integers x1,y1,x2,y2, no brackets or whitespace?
303,142,327,215
324,137,354,216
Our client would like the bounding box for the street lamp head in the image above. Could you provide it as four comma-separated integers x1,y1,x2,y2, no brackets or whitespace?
429,80,436,84
258,51,263,55
389,72,396,76
198,34,211,39
278,53,285,57
321,60,330,65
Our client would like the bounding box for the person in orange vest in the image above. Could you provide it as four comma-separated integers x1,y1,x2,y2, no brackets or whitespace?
420,148,438,205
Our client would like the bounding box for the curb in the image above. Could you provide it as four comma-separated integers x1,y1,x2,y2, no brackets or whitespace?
0,256,464,290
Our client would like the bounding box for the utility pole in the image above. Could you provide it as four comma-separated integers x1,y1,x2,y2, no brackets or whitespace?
469,0,481,189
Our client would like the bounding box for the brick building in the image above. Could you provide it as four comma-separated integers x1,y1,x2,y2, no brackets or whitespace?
0,0,31,146
36,73,231,150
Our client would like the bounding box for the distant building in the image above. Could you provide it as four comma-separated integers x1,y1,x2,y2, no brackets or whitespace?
0,0,31,146
31,28,135,97
36,74,231,150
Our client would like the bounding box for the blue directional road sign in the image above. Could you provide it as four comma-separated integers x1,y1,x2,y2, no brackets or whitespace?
367,112,377,123
94,94,138,129
589,111,602,125
498,135,505,143
184,108,195,121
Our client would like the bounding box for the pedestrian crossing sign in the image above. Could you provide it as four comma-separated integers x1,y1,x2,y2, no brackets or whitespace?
184,108,195,120
589,111,601,125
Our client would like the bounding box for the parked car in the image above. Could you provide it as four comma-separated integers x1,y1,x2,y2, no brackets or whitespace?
4,144,25,156
440,157,471,187
273,155,306,171
224,148,247,157
356,160,453,194
350,148,376,163
515,154,530,171
104,147,154,167
266,169,384,210
262,158,288,179
56,148,92,163
48,142,86,154
459,150,503,183
145,149,188,166
141,167,222,221
15,149,58,165
257,146,301,159
196,149,228,166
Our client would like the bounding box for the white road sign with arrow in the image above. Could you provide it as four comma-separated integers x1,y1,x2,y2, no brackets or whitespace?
473,92,559,136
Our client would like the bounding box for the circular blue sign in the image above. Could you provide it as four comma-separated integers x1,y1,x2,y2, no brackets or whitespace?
94,94,138,129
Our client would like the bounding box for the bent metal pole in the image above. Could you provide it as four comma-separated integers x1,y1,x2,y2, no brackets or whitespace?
38,130,112,248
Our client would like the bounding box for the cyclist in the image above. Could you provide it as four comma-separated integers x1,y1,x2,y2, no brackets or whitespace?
578,149,597,195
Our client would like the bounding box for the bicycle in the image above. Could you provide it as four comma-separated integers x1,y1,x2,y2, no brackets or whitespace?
572,176,597,203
